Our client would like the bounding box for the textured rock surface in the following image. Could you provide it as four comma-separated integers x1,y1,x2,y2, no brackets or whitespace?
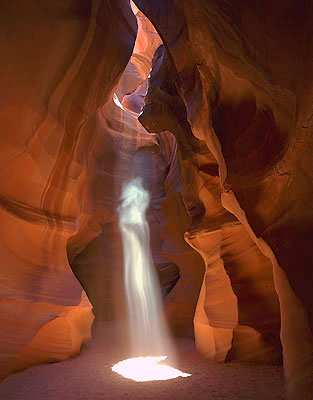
138,38,282,364
0,0,136,379
0,0,202,379
133,1,313,398
1,1,312,399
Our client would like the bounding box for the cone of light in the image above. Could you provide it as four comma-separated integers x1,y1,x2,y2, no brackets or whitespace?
113,178,191,382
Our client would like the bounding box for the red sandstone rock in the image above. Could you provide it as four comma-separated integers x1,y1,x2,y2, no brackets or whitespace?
0,0,136,379
134,1,313,398
1,2,313,399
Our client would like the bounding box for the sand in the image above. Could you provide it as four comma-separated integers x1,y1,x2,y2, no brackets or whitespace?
0,322,284,400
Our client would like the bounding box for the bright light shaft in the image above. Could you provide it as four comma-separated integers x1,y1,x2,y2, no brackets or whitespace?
112,356,191,382
115,178,191,382
118,177,170,356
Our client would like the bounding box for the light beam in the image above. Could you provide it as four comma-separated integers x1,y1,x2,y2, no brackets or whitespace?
114,178,191,382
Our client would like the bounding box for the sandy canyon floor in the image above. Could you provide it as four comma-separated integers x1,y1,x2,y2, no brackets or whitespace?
0,322,284,400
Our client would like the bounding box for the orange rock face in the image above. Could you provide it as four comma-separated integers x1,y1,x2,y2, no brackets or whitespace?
0,0,201,379
1,2,313,399
140,44,281,363
0,0,137,379
133,1,313,398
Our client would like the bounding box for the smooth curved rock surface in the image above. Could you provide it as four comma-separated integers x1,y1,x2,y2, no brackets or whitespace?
139,43,281,363
0,0,137,379
1,2,312,399
133,1,313,397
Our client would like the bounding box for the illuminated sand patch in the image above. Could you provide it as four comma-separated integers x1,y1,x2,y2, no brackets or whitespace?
112,356,191,382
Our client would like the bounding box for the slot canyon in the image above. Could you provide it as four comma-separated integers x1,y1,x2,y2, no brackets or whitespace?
0,1,312,399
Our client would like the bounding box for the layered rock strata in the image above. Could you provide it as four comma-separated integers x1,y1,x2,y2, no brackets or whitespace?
133,1,313,397
0,0,136,378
